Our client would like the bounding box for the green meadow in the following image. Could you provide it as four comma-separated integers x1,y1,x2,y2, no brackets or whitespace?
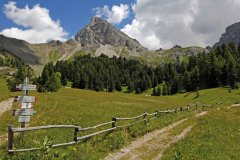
162,107,240,160
0,76,239,159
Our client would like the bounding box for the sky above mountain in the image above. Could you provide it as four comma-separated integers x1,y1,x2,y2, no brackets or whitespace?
1,0,240,50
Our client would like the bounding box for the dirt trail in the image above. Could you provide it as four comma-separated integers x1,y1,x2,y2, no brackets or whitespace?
104,111,207,160
0,98,14,116
153,126,193,160
0,98,14,144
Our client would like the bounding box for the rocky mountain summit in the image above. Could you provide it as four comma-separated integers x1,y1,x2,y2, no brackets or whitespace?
214,22,240,47
75,17,147,53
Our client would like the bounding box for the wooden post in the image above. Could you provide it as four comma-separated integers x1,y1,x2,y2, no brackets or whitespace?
112,118,116,128
195,103,198,110
143,112,147,125
167,108,169,113
8,125,14,155
73,125,78,142
20,122,25,142
155,110,159,117
180,107,183,111
20,77,29,142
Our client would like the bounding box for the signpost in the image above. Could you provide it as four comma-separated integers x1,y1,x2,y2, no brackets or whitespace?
16,84,37,91
13,109,36,116
14,96,36,103
13,77,37,142
20,103,33,109
18,116,30,123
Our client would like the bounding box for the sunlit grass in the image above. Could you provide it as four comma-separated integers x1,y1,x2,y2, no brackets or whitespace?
0,77,239,159
162,107,240,160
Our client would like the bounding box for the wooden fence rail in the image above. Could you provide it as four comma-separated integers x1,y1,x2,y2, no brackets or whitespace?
8,102,219,154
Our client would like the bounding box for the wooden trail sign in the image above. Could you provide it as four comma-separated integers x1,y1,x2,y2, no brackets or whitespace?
20,103,33,109
18,116,30,123
16,84,36,91
13,109,36,116
14,96,36,103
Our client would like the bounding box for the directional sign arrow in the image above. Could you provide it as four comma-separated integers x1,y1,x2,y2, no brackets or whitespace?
14,96,36,103
13,109,36,116
20,103,33,109
18,116,30,123
16,84,36,91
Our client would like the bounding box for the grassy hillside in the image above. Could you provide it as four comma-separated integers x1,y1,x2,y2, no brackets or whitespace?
0,75,12,101
0,79,239,159
162,107,240,160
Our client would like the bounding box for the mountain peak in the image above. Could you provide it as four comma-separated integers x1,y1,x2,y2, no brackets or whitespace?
91,16,105,24
75,17,147,53
214,22,240,47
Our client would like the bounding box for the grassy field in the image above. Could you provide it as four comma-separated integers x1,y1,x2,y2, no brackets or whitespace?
0,75,14,101
162,107,240,160
0,76,239,159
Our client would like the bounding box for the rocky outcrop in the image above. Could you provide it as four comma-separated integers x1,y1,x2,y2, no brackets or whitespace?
172,45,182,49
214,22,240,47
75,17,147,53
205,46,212,51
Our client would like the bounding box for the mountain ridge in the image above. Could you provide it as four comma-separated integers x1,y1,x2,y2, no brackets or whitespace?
0,17,213,74
214,22,240,47
75,17,147,53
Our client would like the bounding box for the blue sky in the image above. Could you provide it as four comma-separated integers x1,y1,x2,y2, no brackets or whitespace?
1,0,240,50
0,0,134,38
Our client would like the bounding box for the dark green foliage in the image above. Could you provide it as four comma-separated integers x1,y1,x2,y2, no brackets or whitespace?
115,80,122,91
152,87,157,96
152,86,162,96
157,86,162,96
5,61,34,91
47,72,61,92
44,55,158,93
37,63,62,92
162,84,168,96
127,81,135,93
0,53,24,68
37,43,240,94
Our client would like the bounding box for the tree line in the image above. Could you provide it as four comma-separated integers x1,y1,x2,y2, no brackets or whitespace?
35,43,240,95
0,52,24,68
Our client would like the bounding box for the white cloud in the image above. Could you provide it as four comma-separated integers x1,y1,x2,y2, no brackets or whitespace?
94,4,129,24
121,0,240,50
0,1,67,43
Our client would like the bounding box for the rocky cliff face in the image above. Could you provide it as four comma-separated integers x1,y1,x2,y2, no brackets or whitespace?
75,17,147,53
214,22,240,47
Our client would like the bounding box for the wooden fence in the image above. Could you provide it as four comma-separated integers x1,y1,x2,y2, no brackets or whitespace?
8,102,219,154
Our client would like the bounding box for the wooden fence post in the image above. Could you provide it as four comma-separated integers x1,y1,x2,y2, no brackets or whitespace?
73,125,78,142
155,110,159,117
143,112,147,125
180,107,183,111
8,125,14,155
112,118,116,128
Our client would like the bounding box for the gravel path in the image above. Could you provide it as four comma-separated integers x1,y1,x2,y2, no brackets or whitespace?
0,98,14,145
0,98,13,116
104,111,208,160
